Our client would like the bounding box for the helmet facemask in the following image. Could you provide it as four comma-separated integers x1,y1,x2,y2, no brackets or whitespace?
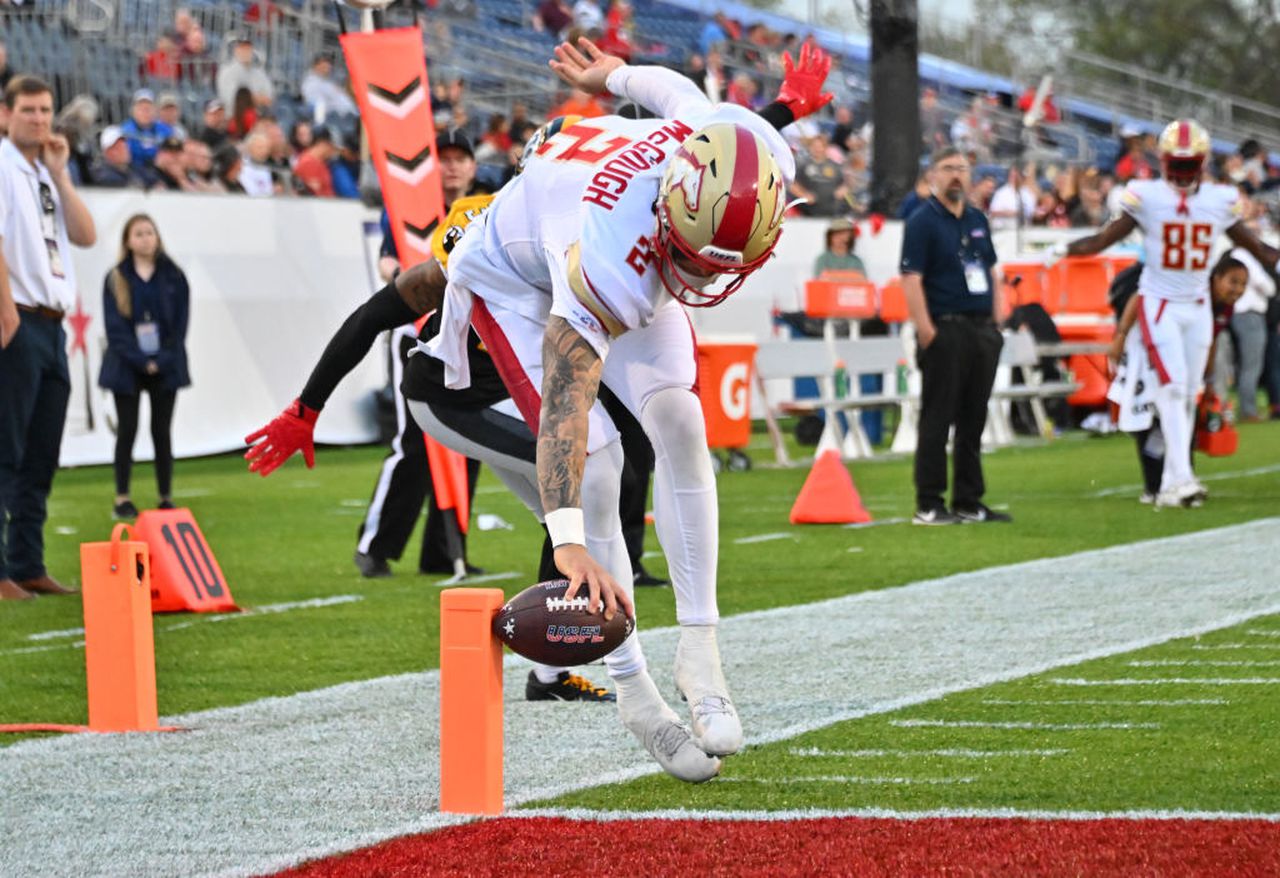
653,199,777,307
1162,155,1204,190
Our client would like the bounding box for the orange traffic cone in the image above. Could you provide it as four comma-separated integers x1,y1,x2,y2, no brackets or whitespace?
789,449,872,525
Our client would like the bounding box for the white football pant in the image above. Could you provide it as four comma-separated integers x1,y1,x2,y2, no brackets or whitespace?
1136,295,1212,491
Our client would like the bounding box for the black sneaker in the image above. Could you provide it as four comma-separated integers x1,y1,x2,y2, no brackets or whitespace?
525,670,616,702
954,503,1012,523
633,563,669,588
113,500,139,520
353,551,392,578
912,507,960,526
420,562,486,576
157,499,176,510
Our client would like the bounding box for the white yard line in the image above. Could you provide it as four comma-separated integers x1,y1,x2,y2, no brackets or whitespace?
1050,678,1280,686
982,698,1225,707
1128,659,1280,667
733,532,795,545
1,518,1278,878
26,627,85,642
1244,629,1280,638
844,517,907,529
513,806,1280,822
157,596,364,633
1,640,86,657
719,776,976,785
787,747,1068,758
890,719,1160,731
1089,463,1280,497
1191,644,1280,651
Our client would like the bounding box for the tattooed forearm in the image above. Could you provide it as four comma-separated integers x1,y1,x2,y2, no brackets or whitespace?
537,316,603,513
395,258,447,315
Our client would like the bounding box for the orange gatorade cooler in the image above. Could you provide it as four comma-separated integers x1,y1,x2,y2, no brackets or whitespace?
697,339,758,450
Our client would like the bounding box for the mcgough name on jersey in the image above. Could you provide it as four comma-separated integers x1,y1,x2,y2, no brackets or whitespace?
539,120,694,210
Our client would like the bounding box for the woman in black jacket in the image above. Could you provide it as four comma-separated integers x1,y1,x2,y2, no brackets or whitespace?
98,214,191,519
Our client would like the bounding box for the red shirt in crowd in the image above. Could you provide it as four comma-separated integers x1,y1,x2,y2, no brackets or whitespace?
294,151,334,197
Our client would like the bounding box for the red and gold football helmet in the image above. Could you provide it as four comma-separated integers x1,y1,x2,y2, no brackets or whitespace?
655,123,786,307
1158,118,1210,190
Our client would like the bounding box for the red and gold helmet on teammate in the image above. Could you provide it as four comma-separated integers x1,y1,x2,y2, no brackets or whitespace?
655,123,787,307
1158,119,1210,191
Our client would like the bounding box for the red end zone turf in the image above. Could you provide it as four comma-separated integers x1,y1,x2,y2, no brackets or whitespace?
273,815,1280,877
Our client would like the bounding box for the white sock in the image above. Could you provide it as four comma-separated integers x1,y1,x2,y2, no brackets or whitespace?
532,665,565,684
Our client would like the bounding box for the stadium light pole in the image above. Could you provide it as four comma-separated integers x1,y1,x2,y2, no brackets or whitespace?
869,0,921,216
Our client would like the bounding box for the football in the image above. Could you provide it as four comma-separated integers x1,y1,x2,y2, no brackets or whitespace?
492,579,634,666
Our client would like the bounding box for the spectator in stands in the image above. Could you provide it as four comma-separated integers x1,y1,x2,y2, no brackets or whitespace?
91,126,151,189
238,132,276,196
293,126,337,197
0,75,97,600
1069,170,1107,227
725,72,759,110
900,146,1008,526
1229,240,1276,422
813,218,865,277
898,172,930,219
53,95,98,187
1017,83,1060,124
1113,126,1153,181
216,35,274,110
0,40,11,93
699,11,736,56
168,7,197,49
197,99,229,149
151,137,193,192
227,87,257,141
988,165,1036,229
329,134,360,199
98,214,190,519
842,146,870,215
1032,169,1075,228
968,173,996,213
792,133,848,217
476,113,512,164
288,119,314,156
919,87,947,153
950,97,994,164
533,0,574,38
597,0,636,62
831,105,856,156
548,87,606,120
182,138,220,192
301,54,357,120
255,117,292,179
572,0,604,32
178,25,211,85
1206,255,1250,404
121,90,174,172
145,35,181,81
157,93,188,141
213,143,245,193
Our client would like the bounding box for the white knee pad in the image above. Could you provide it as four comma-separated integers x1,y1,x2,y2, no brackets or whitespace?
641,387,719,626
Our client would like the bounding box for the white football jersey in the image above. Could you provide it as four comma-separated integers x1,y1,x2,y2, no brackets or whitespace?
1120,179,1243,302
445,68,793,360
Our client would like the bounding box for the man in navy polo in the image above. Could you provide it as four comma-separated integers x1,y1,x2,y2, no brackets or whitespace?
900,146,1010,526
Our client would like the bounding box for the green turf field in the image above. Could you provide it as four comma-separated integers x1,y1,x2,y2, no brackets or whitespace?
535,615,1280,813
2,420,1277,738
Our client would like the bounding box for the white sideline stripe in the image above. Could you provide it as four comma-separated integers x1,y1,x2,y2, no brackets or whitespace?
982,698,1225,707
1128,659,1280,667
2,518,1278,878
444,571,521,585
733,532,794,545
160,596,364,632
511,806,1280,823
843,517,907,529
1245,629,1280,638
719,776,976,786
2,640,85,656
26,627,85,642
788,747,1067,758
891,719,1159,731
1191,644,1280,651
1051,678,1280,686
1089,463,1280,497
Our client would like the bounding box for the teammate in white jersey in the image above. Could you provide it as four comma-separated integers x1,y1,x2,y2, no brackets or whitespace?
1065,119,1278,507
244,39,834,783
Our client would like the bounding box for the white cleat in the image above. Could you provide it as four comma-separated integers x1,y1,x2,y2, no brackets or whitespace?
616,670,721,784
674,625,744,757
1156,480,1206,508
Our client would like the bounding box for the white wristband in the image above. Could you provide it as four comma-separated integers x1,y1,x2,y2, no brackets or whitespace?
545,507,586,548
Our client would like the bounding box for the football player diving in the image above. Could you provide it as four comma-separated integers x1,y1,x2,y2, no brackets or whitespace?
245,38,834,782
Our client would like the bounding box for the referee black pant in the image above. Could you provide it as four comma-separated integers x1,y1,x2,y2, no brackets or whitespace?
357,332,479,571
914,313,1003,512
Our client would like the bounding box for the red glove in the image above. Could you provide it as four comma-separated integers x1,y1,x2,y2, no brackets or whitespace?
776,42,834,120
244,398,320,477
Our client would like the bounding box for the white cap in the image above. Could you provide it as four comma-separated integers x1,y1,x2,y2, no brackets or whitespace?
100,125,126,150
1120,124,1141,138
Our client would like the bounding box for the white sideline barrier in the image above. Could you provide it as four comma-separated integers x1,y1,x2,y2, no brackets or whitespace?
61,192,385,467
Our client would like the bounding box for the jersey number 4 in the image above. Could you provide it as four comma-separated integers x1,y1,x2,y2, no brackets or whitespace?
1161,222,1212,270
